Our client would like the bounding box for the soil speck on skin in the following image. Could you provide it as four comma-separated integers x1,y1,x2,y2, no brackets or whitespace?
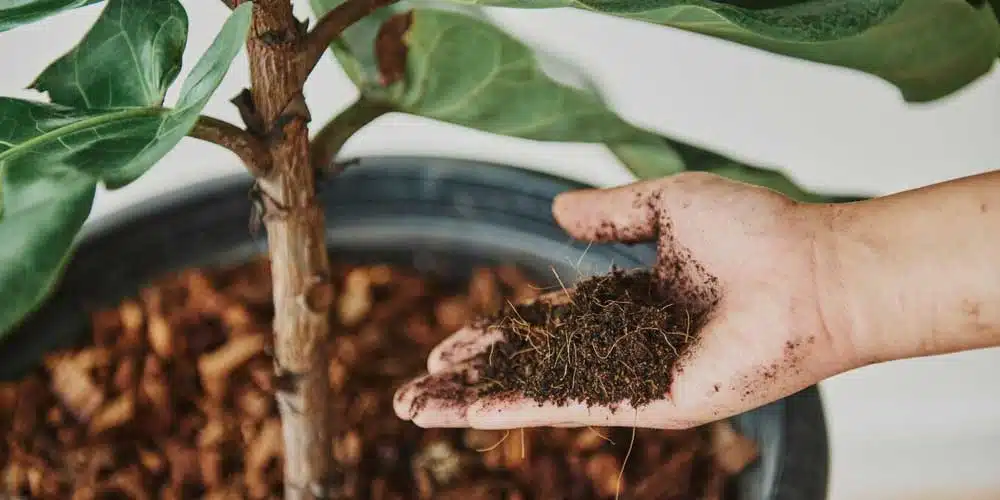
462,268,714,409
408,370,477,415
736,336,819,403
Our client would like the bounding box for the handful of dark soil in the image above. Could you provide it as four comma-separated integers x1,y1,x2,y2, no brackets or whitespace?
472,268,704,409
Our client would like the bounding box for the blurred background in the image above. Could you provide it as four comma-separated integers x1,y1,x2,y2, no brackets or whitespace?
2,1,998,498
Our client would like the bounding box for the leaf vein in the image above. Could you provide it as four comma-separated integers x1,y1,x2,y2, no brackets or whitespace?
423,36,506,118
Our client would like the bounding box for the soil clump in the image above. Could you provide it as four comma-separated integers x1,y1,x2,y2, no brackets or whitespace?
472,268,707,409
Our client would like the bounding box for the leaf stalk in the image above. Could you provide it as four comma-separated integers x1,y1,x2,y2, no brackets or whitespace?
299,0,400,79
189,116,272,177
309,97,391,173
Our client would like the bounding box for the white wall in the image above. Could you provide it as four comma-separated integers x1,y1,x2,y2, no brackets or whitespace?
2,2,999,498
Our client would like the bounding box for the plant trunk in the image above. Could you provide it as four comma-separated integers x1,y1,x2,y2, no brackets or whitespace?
244,1,333,498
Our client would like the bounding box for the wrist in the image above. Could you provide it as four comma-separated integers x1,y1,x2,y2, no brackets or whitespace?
811,194,1000,369
806,201,891,370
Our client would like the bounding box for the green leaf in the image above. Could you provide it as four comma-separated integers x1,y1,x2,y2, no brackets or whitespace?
431,0,1000,102
30,0,189,109
118,0,253,187
991,0,1000,54
0,2,252,340
0,166,95,338
361,8,653,145
312,6,858,203
306,6,688,177
701,163,866,203
0,101,170,186
309,0,407,88
393,10,639,140
617,134,865,202
608,138,686,178
314,7,684,171
0,0,102,33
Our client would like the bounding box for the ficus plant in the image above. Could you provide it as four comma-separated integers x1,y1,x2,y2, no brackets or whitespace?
1,0,996,497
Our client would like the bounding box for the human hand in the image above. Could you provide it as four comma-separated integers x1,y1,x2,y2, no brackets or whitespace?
393,172,858,429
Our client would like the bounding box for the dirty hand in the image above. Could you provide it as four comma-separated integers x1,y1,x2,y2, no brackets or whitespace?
393,171,859,429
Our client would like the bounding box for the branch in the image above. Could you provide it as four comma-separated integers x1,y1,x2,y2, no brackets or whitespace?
244,2,335,496
219,0,238,8
189,116,271,177
299,0,400,78
309,98,391,174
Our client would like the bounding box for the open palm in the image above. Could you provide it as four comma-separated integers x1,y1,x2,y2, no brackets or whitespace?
394,172,855,429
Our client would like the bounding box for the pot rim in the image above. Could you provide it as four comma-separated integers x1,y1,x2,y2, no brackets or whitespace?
81,154,594,245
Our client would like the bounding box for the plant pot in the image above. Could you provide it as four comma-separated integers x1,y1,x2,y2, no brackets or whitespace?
0,156,829,499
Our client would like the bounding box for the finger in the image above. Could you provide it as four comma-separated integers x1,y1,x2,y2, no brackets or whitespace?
467,396,696,430
546,422,587,428
427,290,575,373
393,368,480,428
552,180,662,243
427,326,503,374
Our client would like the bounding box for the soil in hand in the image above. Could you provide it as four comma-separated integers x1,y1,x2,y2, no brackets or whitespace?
1,259,752,499
473,268,708,409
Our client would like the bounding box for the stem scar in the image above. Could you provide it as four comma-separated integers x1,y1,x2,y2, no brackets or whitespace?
299,275,335,313
265,93,312,143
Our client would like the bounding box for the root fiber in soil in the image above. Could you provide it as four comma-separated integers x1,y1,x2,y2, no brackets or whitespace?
473,268,705,409
1,258,755,499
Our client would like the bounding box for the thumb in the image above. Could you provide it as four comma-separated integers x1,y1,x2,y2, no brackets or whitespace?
552,179,663,243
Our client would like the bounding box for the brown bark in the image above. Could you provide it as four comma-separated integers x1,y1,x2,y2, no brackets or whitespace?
244,1,333,498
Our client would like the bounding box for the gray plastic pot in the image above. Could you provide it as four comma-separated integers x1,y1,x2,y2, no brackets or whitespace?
0,156,829,499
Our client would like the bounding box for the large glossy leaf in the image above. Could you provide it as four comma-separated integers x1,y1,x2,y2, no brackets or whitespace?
317,8,654,145
432,0,1000,102
396,10,652,141
30,0,188,109
0,2,253,339
304,6,703,176
0,0,102,33
312,6,849,200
